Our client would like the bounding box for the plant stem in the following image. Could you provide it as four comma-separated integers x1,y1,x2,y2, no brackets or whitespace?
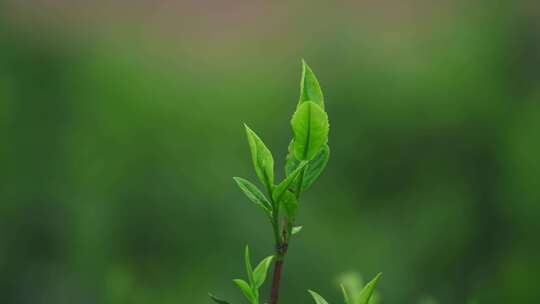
269,259,284,304
269,165,307,304
269,241,288,304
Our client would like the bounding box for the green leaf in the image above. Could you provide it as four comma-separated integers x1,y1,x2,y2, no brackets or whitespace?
233,279,256,303
357,273,382,304
285,139,300,176
299,60,324,109
302,145,330,190
244,124,274,189
244,246,254,286
291,226,303,235
252,255,274,288
291,101,329,161
281,191,299,219
308,290,330,304
233,177,272,214
272,161,307,203
286,144,330,191
340,284,351,304
338,272,363,300
208,293,231,304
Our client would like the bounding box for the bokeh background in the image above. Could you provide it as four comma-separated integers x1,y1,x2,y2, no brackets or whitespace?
1,0,539,303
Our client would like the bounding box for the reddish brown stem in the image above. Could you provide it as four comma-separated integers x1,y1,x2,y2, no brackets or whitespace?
269,259,284,304
269,242,288,304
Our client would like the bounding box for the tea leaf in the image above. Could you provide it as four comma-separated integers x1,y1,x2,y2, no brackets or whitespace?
233,177,272,214
299,60,324,109
233,279,256,303
244,124,274,189
357,273,382,304
281,191,299,220
285,139,300,176
291,101,329,161
285,138,329,191
272,161,307,203
253,255,274,288
308,290,330,304
301,145,330,190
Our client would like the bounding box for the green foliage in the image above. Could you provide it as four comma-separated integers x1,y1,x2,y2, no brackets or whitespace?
211,60,381,304
308,290,330,304
286,144,330,191
3,11,534,303
244,124,275,190
272,161,307,203
253,256,274,288
309,273,382,304
356,273,382,304
339,273,382,304
291,101,329,161
280,190,299,220
233,279,256,304
300,144,330,189
233,177,272,215
228,246,274,304
299,59,324,109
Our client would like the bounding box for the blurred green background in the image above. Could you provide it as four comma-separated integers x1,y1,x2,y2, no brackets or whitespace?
1,0,539,303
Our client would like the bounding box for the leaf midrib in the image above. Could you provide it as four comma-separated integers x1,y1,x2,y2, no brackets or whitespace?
302,103,312,160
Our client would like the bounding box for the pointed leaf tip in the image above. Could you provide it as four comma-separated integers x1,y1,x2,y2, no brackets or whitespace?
357,273,382,304
244,125,275,188
299,60,324,108
308,290,330,304
253,255,274,288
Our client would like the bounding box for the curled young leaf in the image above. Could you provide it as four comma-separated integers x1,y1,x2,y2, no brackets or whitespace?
308,290,330,304
272,161,307,203
299,60,324,109
252,255,274,288
280,191,299,220
244,124,274,189
233,177,272,214
301,144,330,190
286,144,330,191
291,101,329,161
